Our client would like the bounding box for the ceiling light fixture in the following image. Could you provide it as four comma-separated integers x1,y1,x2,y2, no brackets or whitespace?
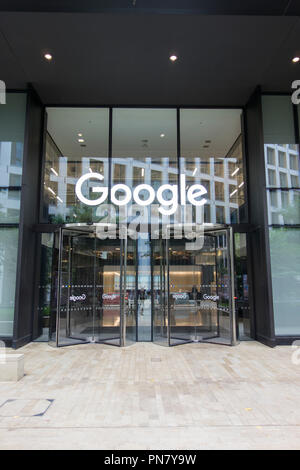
44,53,52,61
292,56,300,63
78,138,85,143
50,167,58,176
169,55,177,62
160,133,165,138
78,133,83,137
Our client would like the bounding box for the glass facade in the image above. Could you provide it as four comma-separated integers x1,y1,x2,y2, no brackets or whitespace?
269,227,300,335
36,107,247,346
0,227,19,336
111,108,178,341
4,98,299,346
42,107,109,224
180,109,246,224
262,95,300,336
42,107,246,227
0,92,26,337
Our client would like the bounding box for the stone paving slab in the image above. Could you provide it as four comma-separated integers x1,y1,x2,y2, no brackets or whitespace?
0,341,299,449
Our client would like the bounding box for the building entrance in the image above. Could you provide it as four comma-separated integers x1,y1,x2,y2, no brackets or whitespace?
153,226,237,346
49,224,237,347
49,225,137,347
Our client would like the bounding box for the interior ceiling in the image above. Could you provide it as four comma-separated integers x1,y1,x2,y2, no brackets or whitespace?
0,4,300,106
47,107,241,159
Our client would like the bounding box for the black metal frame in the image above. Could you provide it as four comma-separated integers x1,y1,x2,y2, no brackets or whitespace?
37,102,252,344
0,86,264,348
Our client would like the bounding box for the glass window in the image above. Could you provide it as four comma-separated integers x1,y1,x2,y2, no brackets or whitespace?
0,228,19,336
279,172,288,187
112,108,177,213
9,173,22,186
269,228,300,335
278,151,287,168
214,160,224,177
266,147,275,165
200,159,210,174
215,181,224,201
0,93,26,224
34,233,54,342
201,179,210,199
216,206,225,224
268,169,277,187
43,108,109,223
270,190,278,208
113,163,126,184
291,174,300,188
0,94,26,171
180,109,246,224
263,96,300,337
0,188,21,223
234,233,251,340
289,154,299,171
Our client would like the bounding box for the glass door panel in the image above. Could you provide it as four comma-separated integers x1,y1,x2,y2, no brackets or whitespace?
168,227,236,346
93,237,122,345
54,227,129,347
168,239,198,345
152,239,168,346
197,229,235,345
124,238,138,345
57,229,92,346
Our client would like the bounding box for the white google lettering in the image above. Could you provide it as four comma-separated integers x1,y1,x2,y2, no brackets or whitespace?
102,294,118,300
69,294,86,302
172,293,189,300
75,173,207,215
203,294,219,301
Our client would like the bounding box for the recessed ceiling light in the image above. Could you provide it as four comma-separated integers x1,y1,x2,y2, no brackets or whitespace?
78,133,83,137
292,56,300,63
169,55,178,62
78,138,85,143
160,133,165,138
44,53,52,61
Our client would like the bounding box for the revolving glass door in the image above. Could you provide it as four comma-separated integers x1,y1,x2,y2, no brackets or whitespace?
153,227,237,346
49,227,137,347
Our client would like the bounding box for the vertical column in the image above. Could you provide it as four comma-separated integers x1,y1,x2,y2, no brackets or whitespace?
13,87,45,348
245,87,276,347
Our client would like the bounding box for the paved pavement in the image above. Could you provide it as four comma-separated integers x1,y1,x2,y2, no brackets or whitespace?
0,341,300,449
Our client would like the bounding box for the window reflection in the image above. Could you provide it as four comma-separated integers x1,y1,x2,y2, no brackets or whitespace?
43,108,109,223
180,109,246,224
0,228,19,336
42,107,248,226
112,108,178,208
